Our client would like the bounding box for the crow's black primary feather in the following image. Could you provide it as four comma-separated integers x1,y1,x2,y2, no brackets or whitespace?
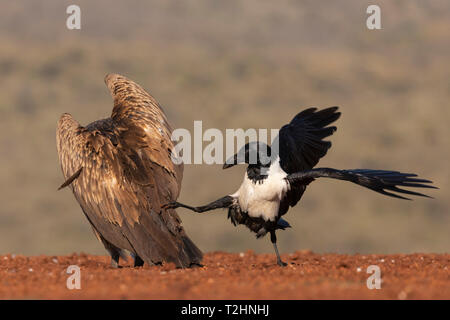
274,106,341,214
276,106,340,174
287,168,437,200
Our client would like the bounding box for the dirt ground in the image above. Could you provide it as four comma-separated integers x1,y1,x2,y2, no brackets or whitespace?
0,251,448,299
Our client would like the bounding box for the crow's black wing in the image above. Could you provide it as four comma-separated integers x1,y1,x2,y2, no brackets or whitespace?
274,107,341,211
57,74,202,268
287,168,437,200
276,107,341,173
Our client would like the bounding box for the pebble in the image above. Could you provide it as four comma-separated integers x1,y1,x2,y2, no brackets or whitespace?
398,291,408,300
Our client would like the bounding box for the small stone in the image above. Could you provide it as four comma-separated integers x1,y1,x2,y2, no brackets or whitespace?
356,267,362,272
239,252,245,258
398,291,408,300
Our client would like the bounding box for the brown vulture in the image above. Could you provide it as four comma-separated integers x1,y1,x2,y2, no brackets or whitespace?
56,73,202,268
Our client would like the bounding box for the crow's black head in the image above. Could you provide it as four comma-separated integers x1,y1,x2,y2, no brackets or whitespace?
223,141,272,169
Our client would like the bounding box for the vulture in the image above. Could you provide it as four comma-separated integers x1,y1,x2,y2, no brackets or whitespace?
57,73,202,268
163,107,437,266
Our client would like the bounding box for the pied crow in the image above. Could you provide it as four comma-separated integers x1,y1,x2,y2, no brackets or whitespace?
162,107,437,266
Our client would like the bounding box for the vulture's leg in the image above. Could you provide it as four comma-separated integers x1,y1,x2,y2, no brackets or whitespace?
95,230,124,268
134,255,145,267
270,230,287,267
110,251,121,269
162,195,234,213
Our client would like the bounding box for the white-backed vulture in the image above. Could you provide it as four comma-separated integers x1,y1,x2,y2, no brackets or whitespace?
57,73,202,268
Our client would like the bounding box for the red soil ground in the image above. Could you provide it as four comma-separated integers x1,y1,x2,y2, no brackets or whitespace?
0,251,448,299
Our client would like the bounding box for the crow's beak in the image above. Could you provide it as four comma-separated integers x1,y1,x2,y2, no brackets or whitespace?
223,154,238,169
222,163,235,169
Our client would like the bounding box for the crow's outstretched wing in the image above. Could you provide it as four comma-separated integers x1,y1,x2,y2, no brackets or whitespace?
276,107,341,174
287,168,437,200
274,107,341,213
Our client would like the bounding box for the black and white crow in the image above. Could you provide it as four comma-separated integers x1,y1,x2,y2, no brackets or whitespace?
162,107,436,266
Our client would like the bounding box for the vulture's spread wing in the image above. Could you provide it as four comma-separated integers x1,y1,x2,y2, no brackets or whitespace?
56,74,202,267
274,107,341,213
106,73,183,199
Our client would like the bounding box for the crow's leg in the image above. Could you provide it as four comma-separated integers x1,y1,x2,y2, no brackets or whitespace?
270,230,287,267
134,255,145,267
162,195,234,213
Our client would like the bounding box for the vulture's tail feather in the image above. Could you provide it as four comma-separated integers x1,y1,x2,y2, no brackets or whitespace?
181,235,204,266
123,209,202,268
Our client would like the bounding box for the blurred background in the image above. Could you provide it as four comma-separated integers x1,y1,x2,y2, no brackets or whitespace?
0,0,448,256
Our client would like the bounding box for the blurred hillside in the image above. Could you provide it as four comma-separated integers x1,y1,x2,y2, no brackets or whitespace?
0,0,448,255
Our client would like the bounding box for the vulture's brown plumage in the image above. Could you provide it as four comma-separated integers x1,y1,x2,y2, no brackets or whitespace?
56,73,202,268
